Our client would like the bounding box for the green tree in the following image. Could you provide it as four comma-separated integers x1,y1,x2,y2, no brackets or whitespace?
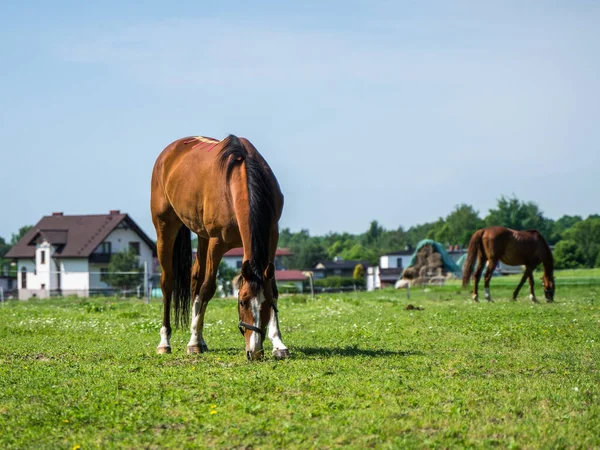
363,220,384,246
562,217,600,267
485,195,553,239
550,215,582,243
278,228,327,269
353,263,365,287
10,225,33,246
105,250,143,293
217,261,238,296
434,204,484,247
553,240,585,269
0,236,11,275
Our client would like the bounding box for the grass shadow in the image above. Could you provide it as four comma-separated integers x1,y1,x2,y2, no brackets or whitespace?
294,345,423,358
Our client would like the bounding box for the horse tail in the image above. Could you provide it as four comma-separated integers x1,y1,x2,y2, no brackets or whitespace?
462,229,484,288
172,224,192,328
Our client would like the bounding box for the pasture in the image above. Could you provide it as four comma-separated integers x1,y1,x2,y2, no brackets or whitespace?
1,276,599,449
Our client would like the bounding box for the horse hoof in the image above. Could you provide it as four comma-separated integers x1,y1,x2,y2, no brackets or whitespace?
156,346,171,354
273,348,290,360
472,295,479,302
187,344,208,354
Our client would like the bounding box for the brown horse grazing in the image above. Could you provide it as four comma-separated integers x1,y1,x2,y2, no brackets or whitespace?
462,226,555,303
151,134,289,360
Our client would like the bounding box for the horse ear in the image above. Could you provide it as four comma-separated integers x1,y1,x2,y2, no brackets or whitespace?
241,260,253,281
264,263,275,280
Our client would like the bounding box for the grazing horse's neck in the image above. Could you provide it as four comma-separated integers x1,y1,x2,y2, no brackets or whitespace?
540,240,554,279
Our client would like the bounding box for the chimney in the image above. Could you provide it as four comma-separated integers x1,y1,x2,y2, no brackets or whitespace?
52,212,63,216
109,210,121,215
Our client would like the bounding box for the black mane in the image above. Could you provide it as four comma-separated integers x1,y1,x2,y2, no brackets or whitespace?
219,135,276,289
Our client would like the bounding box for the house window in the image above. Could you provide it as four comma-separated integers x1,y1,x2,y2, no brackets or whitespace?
397,258,403,269
100,268,108,282
41,284,46,290
236,261,242,269
129,242,140,256
94,242,112,254
41,251,46,265
21,267,27,289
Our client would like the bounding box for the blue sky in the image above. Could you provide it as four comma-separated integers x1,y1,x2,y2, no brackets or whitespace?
1,1,599,241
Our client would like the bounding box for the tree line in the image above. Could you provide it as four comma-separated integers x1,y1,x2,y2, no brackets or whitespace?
2,195,598,277
277,195,600,271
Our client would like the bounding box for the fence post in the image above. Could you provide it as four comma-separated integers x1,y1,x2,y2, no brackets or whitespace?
143,261,149,304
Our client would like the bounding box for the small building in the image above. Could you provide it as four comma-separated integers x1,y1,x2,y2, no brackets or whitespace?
312,257,370,279
6,211,156,299
273,269,307,294
213,247,294,271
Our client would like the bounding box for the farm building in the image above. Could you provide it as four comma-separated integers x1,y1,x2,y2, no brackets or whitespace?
188,246,305,297
6,211,156,299
312,257,370,279
367,241,465,291
204,247,294,271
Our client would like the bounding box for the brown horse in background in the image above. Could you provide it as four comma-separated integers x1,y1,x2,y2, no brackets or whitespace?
151,134,289,360
462,226,555,303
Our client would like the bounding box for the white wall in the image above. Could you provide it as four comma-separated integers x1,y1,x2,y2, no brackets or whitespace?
104,227,154,278
35,241,53,292
89,263,109,290
366,266,381,291
222,255,242,270
380,254,411,270
60,259,90,295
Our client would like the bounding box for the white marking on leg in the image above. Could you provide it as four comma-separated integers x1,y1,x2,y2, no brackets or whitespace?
530,294,537,302
268,304,288,352
484,288,490,300
158,326,170,349
247,293,264,357
187,296,201,348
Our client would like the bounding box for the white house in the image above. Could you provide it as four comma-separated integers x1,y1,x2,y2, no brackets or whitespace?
6,210,157,299
216,247,306,297
213,247,293,271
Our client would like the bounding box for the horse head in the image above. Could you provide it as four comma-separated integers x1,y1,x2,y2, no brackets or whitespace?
237,260,275,360
541,274,555,302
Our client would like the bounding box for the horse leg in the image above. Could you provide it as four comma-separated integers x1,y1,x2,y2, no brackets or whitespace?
187,238,208,354
187,238,226,354
268,278,290,359
512,270,529,301
153,216,181,354
472,257,486,302
527,269,538,303
483,259,498,302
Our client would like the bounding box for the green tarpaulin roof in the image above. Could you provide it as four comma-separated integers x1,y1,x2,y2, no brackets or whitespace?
407,239,462,276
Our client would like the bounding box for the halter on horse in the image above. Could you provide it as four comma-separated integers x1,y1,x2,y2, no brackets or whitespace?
151,134,290,360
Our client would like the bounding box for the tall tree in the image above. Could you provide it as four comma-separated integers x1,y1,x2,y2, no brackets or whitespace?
485,195,553,239
562,216,600,268
434,204,484,247
10,225,33,246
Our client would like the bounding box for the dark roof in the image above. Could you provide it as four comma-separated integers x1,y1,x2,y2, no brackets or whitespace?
314,260,370,270
383,250,413,256
379,267,403,281
29,230,68,245
6,212,157,259
275,270,307,281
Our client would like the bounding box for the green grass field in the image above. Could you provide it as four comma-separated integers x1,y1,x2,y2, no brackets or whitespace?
1,276,599,449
